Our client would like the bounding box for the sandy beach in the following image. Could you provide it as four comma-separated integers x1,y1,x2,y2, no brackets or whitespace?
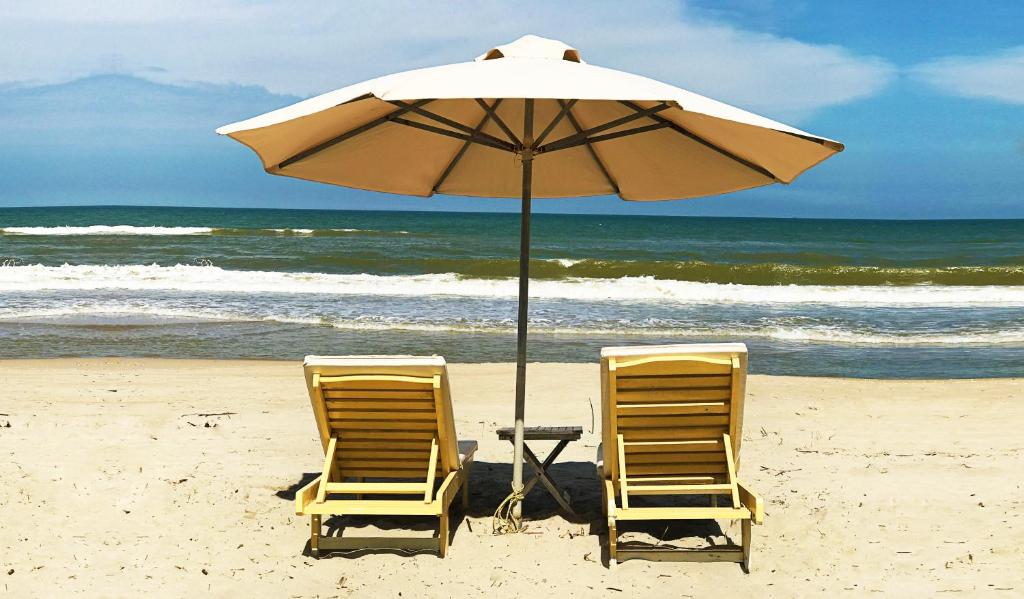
1,358,1022,597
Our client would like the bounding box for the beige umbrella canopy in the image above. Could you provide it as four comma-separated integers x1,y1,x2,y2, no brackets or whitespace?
219,35,842,199
218,34,843,527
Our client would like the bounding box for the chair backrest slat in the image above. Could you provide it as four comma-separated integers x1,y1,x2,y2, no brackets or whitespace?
304,356,459,481
601,344,748,484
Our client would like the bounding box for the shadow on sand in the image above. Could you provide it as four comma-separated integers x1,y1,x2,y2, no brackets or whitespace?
275,460,733,561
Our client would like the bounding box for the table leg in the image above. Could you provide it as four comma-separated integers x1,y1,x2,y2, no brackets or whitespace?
522,439,570,496
522,443,575,514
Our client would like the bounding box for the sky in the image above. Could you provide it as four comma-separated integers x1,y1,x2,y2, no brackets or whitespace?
0,0,1022,219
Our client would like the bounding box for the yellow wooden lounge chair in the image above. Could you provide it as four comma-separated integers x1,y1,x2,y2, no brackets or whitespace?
294,355,477,557
599,343,764,570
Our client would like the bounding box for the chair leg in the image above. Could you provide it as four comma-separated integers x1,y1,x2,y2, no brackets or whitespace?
310,514,321,559
461,475,470,510
711,494,718,508
741,518,752,573
439,507,450,558
608,517,617,567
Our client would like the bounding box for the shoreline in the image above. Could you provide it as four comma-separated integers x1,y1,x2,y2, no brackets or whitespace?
0,357,1021,381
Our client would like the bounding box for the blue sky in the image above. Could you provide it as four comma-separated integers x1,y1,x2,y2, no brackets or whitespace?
0,1,1021,218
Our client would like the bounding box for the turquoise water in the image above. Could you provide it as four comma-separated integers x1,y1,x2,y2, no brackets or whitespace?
1,205,1023,377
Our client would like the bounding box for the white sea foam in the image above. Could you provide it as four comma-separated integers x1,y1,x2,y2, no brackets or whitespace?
0,225,403,236
0,304,253,322
546,258,584,267
1,225,215,236
753,326,1024,346
269,228,314,235
1,263,1024,306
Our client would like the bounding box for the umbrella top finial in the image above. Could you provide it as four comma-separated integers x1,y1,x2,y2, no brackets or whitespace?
476,35,583,63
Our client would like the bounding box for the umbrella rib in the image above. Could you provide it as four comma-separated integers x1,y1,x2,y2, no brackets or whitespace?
474,99,521,146
390,117,516,152
388,101,515,151
558,100,620,195
536,102,670,154
617,100,780,182
276,99,433,169
538,122,671,153
431,99,503,193
533,99,577,148
584,122,671,144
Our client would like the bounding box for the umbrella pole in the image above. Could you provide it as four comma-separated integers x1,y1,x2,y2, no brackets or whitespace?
510,99,535,524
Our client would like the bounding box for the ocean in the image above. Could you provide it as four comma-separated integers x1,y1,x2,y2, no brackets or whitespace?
1,205,1022,378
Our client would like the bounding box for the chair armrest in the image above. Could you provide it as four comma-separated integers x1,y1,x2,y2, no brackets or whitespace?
737,481,764,524
437,471,461,512
604,479,617,517
458,440,478,465
295,475,321,515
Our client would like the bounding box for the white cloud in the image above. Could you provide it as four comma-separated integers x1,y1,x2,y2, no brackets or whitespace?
0,0,894,121
911,47,1024,104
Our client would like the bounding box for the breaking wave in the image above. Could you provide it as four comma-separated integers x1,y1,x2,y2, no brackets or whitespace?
1,263,1023,306
0,225,408,237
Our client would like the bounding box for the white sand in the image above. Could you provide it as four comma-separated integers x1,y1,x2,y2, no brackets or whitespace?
1,359,1022,597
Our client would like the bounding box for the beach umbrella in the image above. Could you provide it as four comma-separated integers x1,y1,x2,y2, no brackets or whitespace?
216,34,843,528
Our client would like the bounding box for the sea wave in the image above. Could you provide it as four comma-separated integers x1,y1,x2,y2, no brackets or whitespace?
472,258,1024,286
170,255,1019,286
2,302,1022,346
209,227,410,237
0,225,408,237
2,263,1024,306
1,225,216,236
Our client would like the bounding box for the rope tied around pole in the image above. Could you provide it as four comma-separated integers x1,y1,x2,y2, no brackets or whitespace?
492,485,526,534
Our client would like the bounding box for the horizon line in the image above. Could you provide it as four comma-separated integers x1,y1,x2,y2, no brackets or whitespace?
1,203,1022,223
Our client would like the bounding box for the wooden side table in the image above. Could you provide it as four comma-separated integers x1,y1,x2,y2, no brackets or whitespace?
496,425,583,514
